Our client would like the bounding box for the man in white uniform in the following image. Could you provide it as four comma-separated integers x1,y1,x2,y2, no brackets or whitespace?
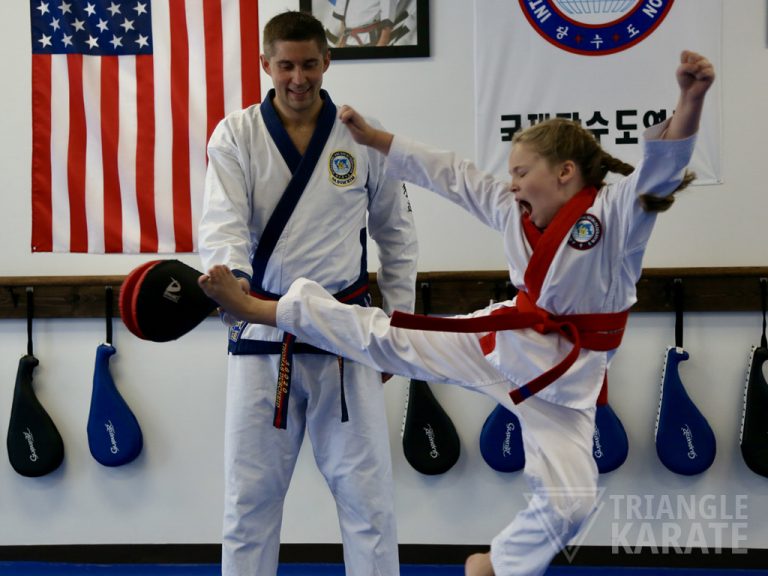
199,50,714,576
198,11,417,576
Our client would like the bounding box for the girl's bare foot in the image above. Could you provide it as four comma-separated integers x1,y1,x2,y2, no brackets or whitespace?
465,552,494,576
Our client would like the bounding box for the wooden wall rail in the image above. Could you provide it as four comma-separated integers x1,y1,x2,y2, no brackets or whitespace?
0,267,766,320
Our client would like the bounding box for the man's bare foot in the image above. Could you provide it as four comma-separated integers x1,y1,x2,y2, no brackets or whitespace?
465,552,494,576
198,265,277,326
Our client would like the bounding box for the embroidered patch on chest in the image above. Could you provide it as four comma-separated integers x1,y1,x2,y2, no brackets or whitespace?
228,321,245,343
329,150,356,187
568,214,602,250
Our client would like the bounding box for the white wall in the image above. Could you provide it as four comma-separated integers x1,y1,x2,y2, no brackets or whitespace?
1,0,768,554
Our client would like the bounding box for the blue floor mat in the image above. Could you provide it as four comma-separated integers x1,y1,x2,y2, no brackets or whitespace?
1,562,767,575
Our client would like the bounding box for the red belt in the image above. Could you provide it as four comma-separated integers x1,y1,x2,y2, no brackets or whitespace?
390,290,628,404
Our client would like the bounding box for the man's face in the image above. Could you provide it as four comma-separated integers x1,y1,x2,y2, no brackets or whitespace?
261,39,330,117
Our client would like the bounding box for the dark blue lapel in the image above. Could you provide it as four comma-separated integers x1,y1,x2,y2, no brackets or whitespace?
252,89,337,291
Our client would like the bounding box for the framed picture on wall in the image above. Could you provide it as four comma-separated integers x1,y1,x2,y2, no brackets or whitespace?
298,0,430,60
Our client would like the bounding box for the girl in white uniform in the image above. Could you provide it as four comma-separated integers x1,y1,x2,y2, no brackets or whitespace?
199,50,715,576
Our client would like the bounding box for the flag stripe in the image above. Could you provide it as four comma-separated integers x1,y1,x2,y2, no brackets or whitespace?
31,54,53,253
221,0,243,113
187,2,208,253
66,54,88,253
135,55,158,252
118,55,140,253
82,55,105,253
169,0,193,253
50,56,71,252
152,3,175,253
204,0,225,143
101,56,123,252
239,0,260,108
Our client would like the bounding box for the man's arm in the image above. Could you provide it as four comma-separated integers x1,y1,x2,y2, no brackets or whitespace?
364,116,419,316
199,118,255,281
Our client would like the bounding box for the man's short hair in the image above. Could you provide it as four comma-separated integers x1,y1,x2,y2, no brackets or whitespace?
263,11,329,58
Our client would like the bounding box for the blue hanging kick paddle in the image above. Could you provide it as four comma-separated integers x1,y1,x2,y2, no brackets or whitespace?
740,278,768,478
87,286,143,467
479,285,525,473
654,280,716,476
479,403,525,473
6,288,65,477
593,373,629,474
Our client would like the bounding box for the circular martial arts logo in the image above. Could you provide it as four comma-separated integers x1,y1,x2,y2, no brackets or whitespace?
518,0,674,56
329,150,356,187
568,214,602,250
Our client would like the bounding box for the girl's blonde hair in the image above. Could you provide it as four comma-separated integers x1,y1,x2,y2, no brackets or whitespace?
511,118,694,212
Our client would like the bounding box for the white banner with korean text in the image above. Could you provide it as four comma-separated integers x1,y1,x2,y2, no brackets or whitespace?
474,0,722,183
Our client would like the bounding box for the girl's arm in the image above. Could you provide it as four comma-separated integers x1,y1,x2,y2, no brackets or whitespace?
663,50,715,140
338,105,514,232
338,105,394,154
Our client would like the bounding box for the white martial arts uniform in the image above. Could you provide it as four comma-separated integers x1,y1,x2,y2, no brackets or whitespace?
274,119,696,576
332,0,397,46
199,90,417,576
334,0,396,28
391,0,418,46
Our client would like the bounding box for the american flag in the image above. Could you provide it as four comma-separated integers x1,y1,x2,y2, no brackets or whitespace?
30,0,260,253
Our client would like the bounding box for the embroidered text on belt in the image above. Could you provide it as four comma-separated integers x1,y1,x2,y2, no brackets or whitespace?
249,277,369,429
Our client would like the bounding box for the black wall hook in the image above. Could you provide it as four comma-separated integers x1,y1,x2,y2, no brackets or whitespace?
506,280,518,300
7,286,20,308
105,286,114,346
420,281,432,316
26,287,34,357
673,278,684,349
759,278,767,349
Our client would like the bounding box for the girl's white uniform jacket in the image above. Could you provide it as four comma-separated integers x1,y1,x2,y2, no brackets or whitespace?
276,120,697,410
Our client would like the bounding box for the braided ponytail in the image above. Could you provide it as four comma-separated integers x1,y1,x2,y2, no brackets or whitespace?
581,151,635,190
596,149,696,212
638,170,696,212
512,118,695,213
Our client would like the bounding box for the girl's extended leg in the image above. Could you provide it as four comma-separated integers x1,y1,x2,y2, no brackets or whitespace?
277,278,507,388
488,396,598,576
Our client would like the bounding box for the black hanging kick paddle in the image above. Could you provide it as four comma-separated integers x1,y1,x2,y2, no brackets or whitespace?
7,288,65,477
402,379,461,475
740,278,768,477
400,283,461,475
